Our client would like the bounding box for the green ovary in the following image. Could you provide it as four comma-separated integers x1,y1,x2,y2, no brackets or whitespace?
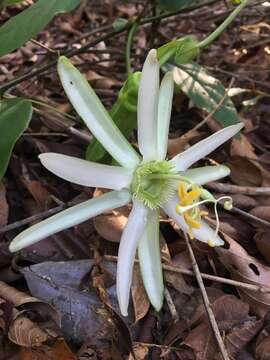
131,160,176,209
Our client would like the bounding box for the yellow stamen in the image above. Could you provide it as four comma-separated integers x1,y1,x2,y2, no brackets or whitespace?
178,182,186,200
184,212,201,229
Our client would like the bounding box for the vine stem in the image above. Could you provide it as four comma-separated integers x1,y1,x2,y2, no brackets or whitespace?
0,0,220,94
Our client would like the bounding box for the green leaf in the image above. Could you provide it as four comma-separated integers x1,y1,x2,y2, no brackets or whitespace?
0,98,32,179
0,0,80,57
173,63,240,128
86,72,141,164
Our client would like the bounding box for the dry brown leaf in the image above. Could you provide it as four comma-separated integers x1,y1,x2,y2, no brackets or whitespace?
231,134,257,159
93,188,130,242
20,339,76,360
227,156,262,186
94,211,128,243
131,264,150,323
9,314,51,347
21,179,52,210
167,130,200,159
219,318,263,360
255,230,270,264
250,207,270,223
185,295,261,360
256,336,270,360
128,343,149,360
215,234,270,316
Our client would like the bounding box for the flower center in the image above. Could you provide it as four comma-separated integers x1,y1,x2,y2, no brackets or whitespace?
131,160,176,210
176,181,233,246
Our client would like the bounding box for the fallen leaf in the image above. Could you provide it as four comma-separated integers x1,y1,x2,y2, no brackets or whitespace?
20,339,76,360
131,264,150,323
216,234,270,316
227,156,262,187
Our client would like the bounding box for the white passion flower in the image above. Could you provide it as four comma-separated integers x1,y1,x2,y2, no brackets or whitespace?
9,50,243,316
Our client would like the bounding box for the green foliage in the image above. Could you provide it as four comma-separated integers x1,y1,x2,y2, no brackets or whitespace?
86,72,141,163
0,98,32,179
158,0,195,11
173,63,240,128
157,36,200,66
0,0,80,57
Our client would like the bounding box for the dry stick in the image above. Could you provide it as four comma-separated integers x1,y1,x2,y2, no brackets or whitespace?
206,182,270,196
183,233,230,360
0,0,221,94
0,200,80,234
104,255,270,294
164,287,179,322
180,78,235,140
232,206,270,228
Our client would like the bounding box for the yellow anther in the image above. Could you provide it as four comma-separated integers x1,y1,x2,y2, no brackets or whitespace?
208,239,216,247
184,213,201,229
178,182,186,200
200,210,208,217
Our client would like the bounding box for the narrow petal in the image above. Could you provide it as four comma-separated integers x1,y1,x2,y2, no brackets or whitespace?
163,194,224,246
157,71,174,160
117,200,149,316
137,49,160,161
57,56,140,168
181,165,230,186
39,153,133,190
171,123,244,171
9,190,131,252
138,209,164,311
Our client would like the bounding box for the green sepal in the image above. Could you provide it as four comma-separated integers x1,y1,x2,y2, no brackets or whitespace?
157,36,200,66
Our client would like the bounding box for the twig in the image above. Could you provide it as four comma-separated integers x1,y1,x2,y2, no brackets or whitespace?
104,255,270,293
183,233,230,360
206,182,270,196
0,200,81,234
0,0,221,94
164,286,179,322
231,206,270,228
181,78,235,140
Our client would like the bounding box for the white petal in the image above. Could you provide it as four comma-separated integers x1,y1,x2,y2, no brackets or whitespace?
157,71,174,160
163,194,224,246
39,153,133,190
138,209,164,311
137,49,160,161
171,123,244,171
57,56,140,168
116,200,149,316
9,190,131,252
181,165,230,185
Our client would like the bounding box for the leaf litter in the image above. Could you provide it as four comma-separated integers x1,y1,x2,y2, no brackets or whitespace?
1,0,270,359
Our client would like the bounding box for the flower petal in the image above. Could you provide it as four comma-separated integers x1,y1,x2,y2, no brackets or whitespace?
117,200,149,316
137,49,160,161
9,189,131,252
171,123,244,171
138,209,164,311
58,56,140,168
181,165,230,185
157,71,174,160
39,153,133,190
163,194,224,246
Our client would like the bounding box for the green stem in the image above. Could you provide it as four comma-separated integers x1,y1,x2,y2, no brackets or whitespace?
125,22,139,75
199,0,249,49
